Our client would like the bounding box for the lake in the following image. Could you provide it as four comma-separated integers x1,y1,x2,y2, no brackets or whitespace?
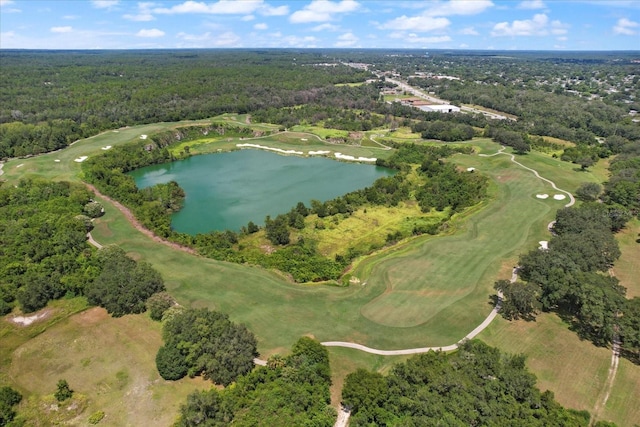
130,149,394,234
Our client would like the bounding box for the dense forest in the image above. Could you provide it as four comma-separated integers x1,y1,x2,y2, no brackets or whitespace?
0,50,370,158
0,179,166,315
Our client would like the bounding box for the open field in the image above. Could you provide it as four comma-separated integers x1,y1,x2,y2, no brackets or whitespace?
613,217,640,298
462,103,519,120
4,304,205,426
3,122,637,423
479,313,639,426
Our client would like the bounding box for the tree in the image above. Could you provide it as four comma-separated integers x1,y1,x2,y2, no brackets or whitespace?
575,182,602,201
342,369,388,420
577,156,595,170
156,345,189,380
157,308,258,386
86,246,165,317
0,386,22,426
54,379,73,402
494,280,542,321
146,291,175,321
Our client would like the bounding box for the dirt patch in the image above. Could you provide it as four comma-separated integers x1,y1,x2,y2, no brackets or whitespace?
70,307,109,326
7,308,54,327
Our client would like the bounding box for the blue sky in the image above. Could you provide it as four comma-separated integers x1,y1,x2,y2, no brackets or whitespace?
1,0,638,50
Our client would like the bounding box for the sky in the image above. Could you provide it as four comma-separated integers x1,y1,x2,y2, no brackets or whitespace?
1,0,639,50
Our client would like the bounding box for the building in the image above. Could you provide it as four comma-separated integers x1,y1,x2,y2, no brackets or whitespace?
418,104,461,113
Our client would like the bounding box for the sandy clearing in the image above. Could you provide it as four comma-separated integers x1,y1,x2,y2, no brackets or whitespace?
536,194,549,199
8,309,52,326
236,143,303,155
334,152,377,162
309,150,331,155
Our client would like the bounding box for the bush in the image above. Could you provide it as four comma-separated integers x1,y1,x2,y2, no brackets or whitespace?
54,379,73,402
83,201,104,218
88,410,106,424
146,292,174,321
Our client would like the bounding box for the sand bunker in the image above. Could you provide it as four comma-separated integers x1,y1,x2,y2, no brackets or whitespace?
54,159,61,162
236,143,303,155
309,150,331,155
536,194,549,199
140,134,148,140
467,167,476,172
16,163,24,168
74,156,88,163
101,145,112,150
539,240,549,250
553,194,566,200
9,310,50,326
301,138,308,141
335,153,377,162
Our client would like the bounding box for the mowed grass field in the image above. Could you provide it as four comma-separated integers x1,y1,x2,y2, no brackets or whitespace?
613,217,640,297
3,123,638,424
480,313,640,426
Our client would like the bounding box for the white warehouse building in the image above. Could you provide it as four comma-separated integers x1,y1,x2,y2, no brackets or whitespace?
418,104,461,113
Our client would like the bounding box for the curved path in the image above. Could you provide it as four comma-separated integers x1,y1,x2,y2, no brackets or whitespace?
321,147,575,355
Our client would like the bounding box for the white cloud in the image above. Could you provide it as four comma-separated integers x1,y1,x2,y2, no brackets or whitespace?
262,4,289,16
0,0,20,12
422,0,494,16
391,33,452,44
177,31,211,41
491,13,568,36
124,13,155,21
613,18,639,35
136,28,165,37
212,31,242,46
459,26,478,35
459,43,469,48
254,23,268,30
518,0,546,9
242,14,256,21
154,0,264,15
379,15,450,32
92,0,119,9
312,23,340,31
1,30,15,38
290,0,360,23
335,31,358,47
51,26,73,33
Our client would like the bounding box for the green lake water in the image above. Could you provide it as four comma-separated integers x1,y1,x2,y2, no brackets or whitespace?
130,149,393,234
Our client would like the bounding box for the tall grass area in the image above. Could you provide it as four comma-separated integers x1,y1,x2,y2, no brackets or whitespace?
4,305,205,426
479,313,639,426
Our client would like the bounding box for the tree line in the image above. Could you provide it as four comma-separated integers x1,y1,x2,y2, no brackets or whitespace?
497,139,640,363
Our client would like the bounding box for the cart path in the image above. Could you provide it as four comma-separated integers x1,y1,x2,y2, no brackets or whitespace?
322,148,575,355
590,336,621,426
